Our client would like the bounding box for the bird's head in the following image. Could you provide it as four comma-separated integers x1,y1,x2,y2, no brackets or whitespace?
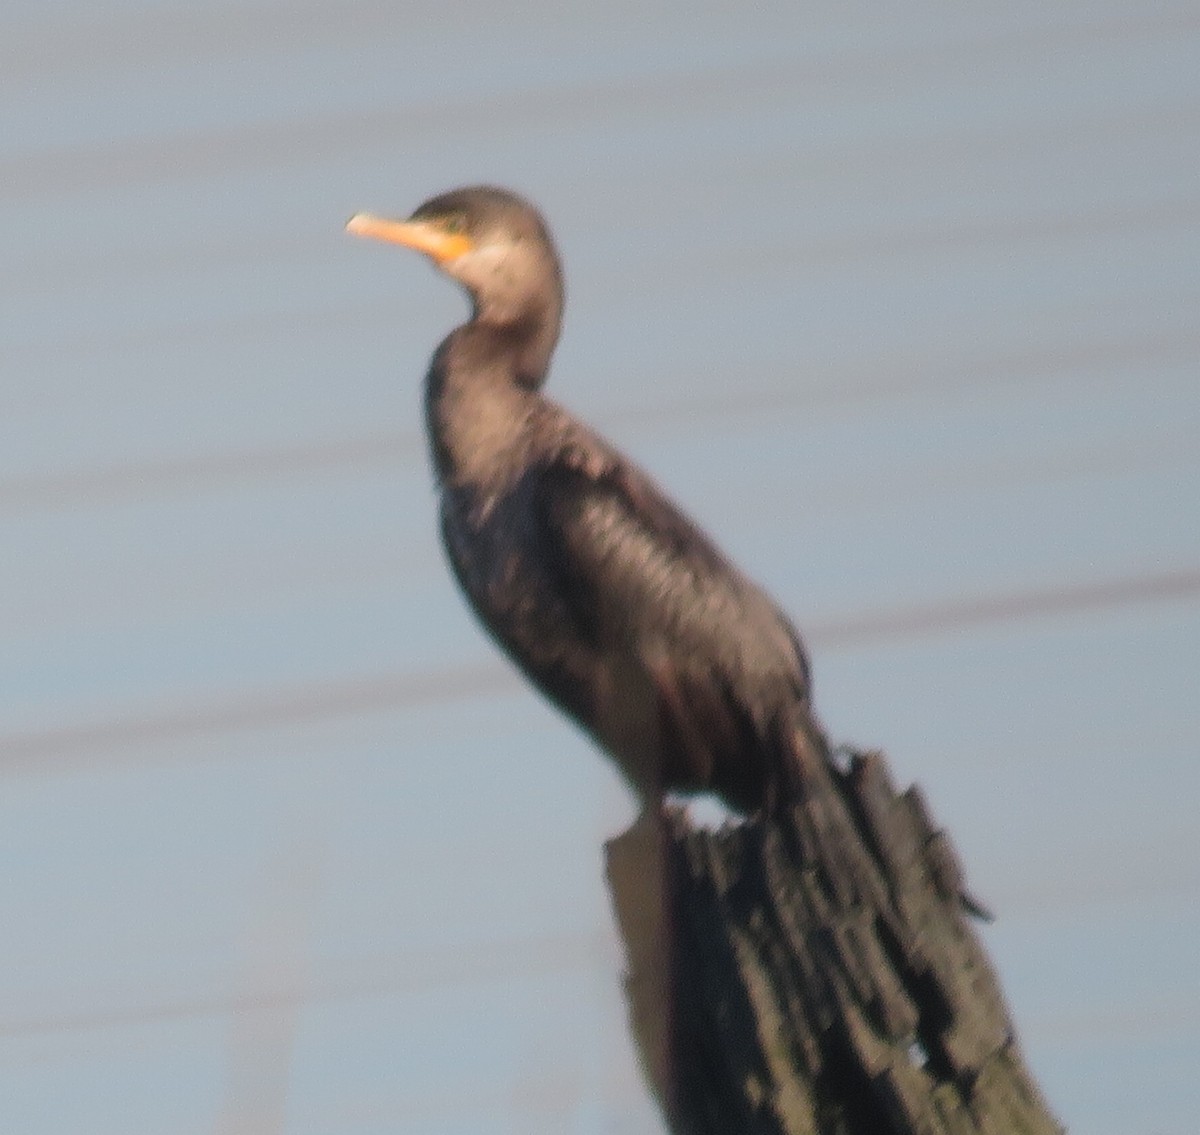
347,186,563,329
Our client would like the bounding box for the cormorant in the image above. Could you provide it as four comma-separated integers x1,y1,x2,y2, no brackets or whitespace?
347,186,826,812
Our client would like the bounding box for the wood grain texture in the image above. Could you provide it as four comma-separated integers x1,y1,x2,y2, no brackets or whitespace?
608,750,1061,1135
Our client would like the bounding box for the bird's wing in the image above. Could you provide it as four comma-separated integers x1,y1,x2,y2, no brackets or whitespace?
530,442,807,675
530,445,749,651
526,442,811,809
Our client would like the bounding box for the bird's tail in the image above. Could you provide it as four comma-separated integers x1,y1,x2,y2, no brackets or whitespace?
769,701,834,809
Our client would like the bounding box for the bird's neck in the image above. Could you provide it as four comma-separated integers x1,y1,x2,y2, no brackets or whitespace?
471,281,562,388
424,320,553,493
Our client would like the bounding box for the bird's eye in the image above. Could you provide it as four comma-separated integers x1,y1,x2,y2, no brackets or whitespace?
443,214,467,234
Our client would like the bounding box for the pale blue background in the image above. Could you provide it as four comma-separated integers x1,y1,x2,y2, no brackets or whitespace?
2,3,1198,1132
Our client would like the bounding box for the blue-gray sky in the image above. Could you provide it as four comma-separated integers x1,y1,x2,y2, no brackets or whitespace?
2,3,1198,1132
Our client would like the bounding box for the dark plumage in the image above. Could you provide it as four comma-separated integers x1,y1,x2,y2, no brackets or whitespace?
348,186,825,812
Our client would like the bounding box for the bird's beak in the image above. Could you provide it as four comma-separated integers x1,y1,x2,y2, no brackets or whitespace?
345,214,473,264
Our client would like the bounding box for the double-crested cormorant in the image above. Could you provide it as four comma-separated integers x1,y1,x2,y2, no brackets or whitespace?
347,186,825,812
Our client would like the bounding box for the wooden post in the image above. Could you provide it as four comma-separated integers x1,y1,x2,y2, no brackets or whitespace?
606,748,1062,1135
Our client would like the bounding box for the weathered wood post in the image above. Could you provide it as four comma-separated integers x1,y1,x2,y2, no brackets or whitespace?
606,746,1062,1135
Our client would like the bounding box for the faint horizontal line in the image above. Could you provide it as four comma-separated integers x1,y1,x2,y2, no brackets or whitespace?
722,196,1200,275
11,192,1200,304
2,29,1198,203
0,666,519,766
2,888,1197,1046
0,430,420,511
657,100,1200,211
0,929,606,1041
811,566,1200,647
3,567,1196,765
2,327,1196,512
2,297,407,364
8,1,1191,83
798,427,1200,516
9,168,1200,354
4,3,1196,91
3,232,335,299
619,328,1200,428
1027,998,1200,1042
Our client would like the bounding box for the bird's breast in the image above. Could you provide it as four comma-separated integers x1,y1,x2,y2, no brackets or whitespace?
440,486,573,659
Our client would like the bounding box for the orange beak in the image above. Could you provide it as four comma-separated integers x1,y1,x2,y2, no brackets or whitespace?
345,213,473,264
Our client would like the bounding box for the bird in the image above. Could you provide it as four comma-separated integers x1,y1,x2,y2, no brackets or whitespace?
347,186,827,813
